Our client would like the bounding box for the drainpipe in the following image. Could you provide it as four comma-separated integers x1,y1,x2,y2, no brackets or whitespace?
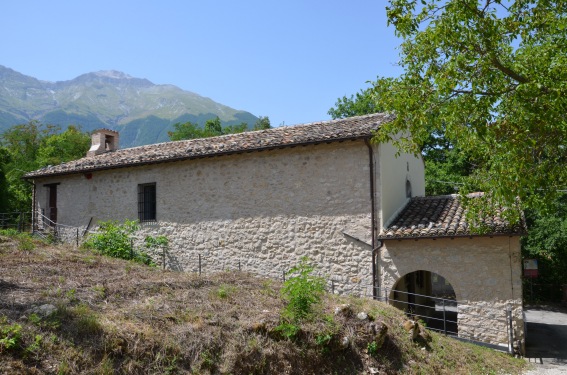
364,139,378,298
373,240,384,300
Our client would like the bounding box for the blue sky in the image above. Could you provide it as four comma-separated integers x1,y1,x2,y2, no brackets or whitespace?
1,1,402,127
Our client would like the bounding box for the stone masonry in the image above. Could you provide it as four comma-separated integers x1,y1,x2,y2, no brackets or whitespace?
35,141,377,296
379,236,524,348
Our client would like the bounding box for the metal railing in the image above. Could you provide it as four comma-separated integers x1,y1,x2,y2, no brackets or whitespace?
374,286,516,353
0,212,31,232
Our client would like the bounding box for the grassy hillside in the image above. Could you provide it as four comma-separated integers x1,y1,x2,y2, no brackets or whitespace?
0,234,528,374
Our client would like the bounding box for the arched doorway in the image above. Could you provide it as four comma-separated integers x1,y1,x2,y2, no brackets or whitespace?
389,270,458,335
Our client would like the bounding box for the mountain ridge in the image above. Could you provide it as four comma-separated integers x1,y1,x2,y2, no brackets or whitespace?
0,65,258,147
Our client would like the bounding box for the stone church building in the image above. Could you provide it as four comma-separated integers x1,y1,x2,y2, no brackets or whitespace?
24,113,525,349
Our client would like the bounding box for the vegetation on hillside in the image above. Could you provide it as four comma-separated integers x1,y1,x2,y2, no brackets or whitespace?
0,234,527,374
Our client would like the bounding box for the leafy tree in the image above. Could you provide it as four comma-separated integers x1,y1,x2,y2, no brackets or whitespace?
203,117,223,136
0,147,11,212
522,195,567,289
223,122,249,134
253,116,271,131
328,85,474,196
328,87,380,120
168,116,272,141
1,121,57,211
371,0,567,219
37,126,90,166
167,121,202,141
1,121,90,211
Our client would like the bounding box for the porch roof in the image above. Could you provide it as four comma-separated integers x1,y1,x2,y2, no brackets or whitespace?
378,194,526,240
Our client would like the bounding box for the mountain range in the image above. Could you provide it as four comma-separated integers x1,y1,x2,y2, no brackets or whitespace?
0,65,258,147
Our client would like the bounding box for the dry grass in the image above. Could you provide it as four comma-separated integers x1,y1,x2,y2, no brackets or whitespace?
0,235,528,374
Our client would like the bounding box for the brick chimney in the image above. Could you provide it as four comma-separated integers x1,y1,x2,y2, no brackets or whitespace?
87,129,119,157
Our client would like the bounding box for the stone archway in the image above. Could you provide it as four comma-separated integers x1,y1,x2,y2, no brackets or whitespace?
389,270,458,335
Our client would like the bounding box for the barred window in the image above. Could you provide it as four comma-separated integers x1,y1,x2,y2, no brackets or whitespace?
138,183,156,222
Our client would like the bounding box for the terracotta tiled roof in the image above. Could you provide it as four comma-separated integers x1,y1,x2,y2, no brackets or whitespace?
24,113,393,179
378,194,526,239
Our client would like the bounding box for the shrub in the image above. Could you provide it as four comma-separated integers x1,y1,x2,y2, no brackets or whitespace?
83,220,155,265
0,317,22,352
275,257,326,339
280,257,326,322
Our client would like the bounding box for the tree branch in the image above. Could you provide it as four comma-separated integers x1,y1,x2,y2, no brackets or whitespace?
490,57,530,83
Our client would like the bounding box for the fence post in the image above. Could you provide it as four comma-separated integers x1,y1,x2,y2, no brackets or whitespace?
130,239,134,259
162,247,166,270
198,254,202,276
17,212,23,232
443,299,447,335
331,280,335,294
76,228,79,248
238,261,241,271
283,270,286,283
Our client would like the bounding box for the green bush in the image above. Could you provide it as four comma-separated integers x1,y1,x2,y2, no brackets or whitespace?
0,228,19,236
83,220,155,266
280,257,326,322
0,317,22,352
275,257,326,339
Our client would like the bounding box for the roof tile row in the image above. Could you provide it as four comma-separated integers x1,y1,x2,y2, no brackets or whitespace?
25,113,393,178
379,195,525,239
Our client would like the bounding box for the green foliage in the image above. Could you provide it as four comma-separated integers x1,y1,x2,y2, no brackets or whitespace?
0,228,19,236
0,121,90,211
273,321,301,340
0,317,22,352
367,341,379,356
168,116,271,141
328,86,380,120
36,125,90,167
144,235,169,249
84,220,155,266
372,0,567,217
522,195,567,286
280,257,326,322
215,284,235,299
17,234,35,252
76,306,102,335
328,83,475,196
167,121,201,141
253,116,271,130
0,147,10,212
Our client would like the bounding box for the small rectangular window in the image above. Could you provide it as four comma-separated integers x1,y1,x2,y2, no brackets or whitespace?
138,183,156,222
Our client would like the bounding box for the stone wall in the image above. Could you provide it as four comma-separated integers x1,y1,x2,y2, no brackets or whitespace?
379,236,524,348
34,141,377,296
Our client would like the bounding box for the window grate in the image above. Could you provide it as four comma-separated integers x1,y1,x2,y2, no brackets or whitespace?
138,183,156,222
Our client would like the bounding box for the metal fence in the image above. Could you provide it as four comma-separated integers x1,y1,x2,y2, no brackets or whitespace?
373,286,517,353
0,212,31,232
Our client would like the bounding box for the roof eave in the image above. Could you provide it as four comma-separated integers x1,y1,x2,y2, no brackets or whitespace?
377,231,525,241
23,134,373,180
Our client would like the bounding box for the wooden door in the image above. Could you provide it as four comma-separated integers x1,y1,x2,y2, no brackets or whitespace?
48,184,57,224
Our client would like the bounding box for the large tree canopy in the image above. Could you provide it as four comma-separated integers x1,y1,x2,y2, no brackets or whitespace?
373,0,567,219
1,122,90,211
